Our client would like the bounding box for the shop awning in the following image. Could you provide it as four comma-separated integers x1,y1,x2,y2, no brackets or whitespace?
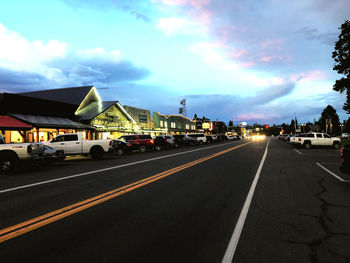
10,114,94,130
0,115,33,130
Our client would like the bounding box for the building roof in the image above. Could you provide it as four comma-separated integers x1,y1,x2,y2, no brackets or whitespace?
18,86,94,105
10,114,93,129
0,115,32,129
75,101,116,121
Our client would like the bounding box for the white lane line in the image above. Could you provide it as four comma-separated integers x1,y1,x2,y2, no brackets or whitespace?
316,162,350,183
294,149,303,155
0,142,244,194
222,139,270,263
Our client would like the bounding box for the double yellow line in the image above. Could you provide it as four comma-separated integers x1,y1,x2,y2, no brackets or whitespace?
0,141,252,243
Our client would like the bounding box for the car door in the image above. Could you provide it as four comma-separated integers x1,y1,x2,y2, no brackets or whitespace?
64,134,81,154
322,133,333,146
315,133,323,145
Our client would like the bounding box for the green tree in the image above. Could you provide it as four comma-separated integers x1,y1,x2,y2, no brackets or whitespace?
332,20,350,113
319,105,341,136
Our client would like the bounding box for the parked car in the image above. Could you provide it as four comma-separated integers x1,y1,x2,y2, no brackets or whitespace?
206,135,218,143
216,134,228,142
226,135,236,141
154,135,178,151
291,132,341,149
0,142,45,174
187,133,207,144
43,145,65,162
341,133,349,139
172,134,198,146
111,140,133,156
118,134,154,153
46,133,114,160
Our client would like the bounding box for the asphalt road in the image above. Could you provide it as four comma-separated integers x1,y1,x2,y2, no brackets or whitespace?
0,138,349,263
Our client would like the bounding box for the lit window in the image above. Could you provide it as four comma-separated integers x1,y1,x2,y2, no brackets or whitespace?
191,125,195,130
160,120,164,127
165,122,168,128
171,122,176,128
186,124,189,129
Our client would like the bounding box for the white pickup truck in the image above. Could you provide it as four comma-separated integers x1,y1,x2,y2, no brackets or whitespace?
290,132,341,149
45,133,114,159
0,143,45,174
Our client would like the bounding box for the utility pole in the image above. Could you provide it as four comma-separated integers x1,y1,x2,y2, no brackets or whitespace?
294,112,297,134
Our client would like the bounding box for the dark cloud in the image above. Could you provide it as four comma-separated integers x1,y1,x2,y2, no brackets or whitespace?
297,27,338,45
0,68,48,92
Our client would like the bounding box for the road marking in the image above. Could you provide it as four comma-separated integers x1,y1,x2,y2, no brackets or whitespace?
294,149,303,155
222,139,270,263
0,142,252,243
0,141,245,194
316,162,350,183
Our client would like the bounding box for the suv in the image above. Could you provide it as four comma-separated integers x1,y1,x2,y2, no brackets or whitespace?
154,135,178,151
118,134,154,153
187,133,207,144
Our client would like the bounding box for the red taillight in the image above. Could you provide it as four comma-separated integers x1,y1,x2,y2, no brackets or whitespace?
150,139,154,144
109,141,113,146
341,147,344,153
165,139,167,143
298,138,301,141
126,143,132,147
341,157,344,162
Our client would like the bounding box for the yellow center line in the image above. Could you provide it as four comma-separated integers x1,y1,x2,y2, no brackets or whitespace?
0,141,252,243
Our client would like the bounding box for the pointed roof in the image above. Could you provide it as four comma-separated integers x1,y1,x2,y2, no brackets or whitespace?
18,86,94,105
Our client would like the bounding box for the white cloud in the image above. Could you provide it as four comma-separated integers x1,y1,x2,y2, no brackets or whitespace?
0,23,67,73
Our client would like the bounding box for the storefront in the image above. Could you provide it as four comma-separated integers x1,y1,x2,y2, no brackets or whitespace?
0,115,33,143
10,114,94,142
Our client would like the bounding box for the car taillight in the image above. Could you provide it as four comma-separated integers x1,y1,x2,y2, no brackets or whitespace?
126,143,132,147
109,141,113,146
150,139,154,144
165,139,167,143
298,138,301,141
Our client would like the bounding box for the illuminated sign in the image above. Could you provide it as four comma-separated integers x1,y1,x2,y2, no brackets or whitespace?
202,123,210,129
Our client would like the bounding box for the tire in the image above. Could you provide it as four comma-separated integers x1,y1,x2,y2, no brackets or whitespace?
198,140,203,145
116,148,124,156
139,145,146,153
174,143,179,148
90,147,104,160
304,142,311,149
0,155,18,175
189,141,194,146
333,142,341,149
155,145,162,151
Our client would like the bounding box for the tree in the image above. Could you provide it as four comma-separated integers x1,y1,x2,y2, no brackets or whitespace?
332,20,350,113
319,105,341,136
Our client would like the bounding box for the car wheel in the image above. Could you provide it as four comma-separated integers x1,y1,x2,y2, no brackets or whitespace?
189,141,194,146
174,143,179,148
155,145,162,151
116,148,124,156
304,142,311,149
0,155,18,175
333,142,341,149
199,140,203,145
90,147,104,160
139,145,146,153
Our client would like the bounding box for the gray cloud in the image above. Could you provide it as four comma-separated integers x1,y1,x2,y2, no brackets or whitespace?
0,68,48,92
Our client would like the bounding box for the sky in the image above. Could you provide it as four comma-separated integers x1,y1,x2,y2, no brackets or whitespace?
0,0,349,125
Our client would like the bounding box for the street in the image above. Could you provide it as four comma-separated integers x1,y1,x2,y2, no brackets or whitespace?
0,138,350,263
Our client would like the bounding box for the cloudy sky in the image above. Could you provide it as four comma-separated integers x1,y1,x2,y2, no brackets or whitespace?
0,0,349,124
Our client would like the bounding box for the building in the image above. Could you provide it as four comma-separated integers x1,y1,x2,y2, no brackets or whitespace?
0,89,93,143
153,112,196,134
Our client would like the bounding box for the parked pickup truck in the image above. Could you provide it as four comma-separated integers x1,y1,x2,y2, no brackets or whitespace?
0,142,45,174
290,132,341,149
45,133,114,159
